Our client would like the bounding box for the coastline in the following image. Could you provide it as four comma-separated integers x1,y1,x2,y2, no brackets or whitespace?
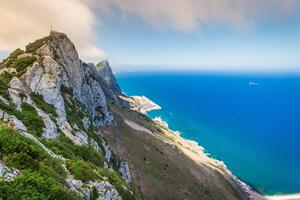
265,194,300,200
130,95,300,200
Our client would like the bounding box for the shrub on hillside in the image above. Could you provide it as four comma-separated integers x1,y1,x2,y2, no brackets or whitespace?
25,36,52,53
14,102,45,136
66,160,99,182
13,56,36,72
0,125,67,184
31,93,58,118
43,134,104,167
1,171,79,200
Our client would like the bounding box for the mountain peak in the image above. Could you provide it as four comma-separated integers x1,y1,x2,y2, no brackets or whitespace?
49,30,68,39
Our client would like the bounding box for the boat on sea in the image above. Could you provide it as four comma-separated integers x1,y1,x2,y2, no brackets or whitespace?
249,82,259,86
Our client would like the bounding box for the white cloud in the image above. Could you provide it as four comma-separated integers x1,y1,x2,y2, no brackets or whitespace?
0,0,105,61
91,0,299,32
0,0,298,63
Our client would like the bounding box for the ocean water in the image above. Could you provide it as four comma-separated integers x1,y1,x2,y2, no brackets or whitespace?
116,72,300,195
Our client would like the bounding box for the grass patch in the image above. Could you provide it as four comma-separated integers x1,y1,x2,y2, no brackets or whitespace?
90,186,99,200
31,93,58,118
0,125,68,187
14,102,45,136
42,133,104,167
0,99,45,137
25,36,52,53
66,160,100,182
11,56,36,73
0,71,15,99
0,99,45,138
0,170,79,200
62,92,86,130
0,48,24,68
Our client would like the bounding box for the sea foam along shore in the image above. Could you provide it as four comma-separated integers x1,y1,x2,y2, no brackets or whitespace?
151,109,300,200
265,194,300,200
153,116,254,200
129,95,254,199
127,95,300,200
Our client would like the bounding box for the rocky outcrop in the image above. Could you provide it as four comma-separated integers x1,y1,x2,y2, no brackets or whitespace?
126,96,161,114
119,161,132,184
102,142,112,162
23,58,67,123
67,177,122,200
22,31,114,127
25,95,59,139
94,61,129,108
0,161,19,182
0,96,9,106
0,31,135,200
9,77,25,111
0,109,27,132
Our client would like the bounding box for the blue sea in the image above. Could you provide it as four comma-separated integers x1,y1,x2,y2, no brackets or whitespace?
116,72,300,195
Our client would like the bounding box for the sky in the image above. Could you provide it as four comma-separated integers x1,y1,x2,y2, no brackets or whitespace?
0,0,300,73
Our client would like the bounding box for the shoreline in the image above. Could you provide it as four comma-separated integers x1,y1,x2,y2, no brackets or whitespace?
131,95,299,200
265,194,300,200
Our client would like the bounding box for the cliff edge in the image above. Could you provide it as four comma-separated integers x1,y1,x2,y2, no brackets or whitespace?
0,31,251,200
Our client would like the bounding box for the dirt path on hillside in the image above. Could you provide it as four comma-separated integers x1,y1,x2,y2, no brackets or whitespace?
123,118,152,134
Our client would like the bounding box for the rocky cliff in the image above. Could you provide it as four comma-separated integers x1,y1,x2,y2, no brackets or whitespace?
0,31,133,200
0,31,251,200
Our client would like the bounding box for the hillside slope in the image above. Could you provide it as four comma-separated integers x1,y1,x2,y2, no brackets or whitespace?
0,31,250,200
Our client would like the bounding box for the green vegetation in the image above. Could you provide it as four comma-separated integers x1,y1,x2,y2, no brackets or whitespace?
1,51,36,73
110,153,121,171
42,133,104,167
0,71,14,85
61,91,86,130
0,99,15,114
14,102,45,136
0,171,79,200
0,125,65,180
31,93,58,118
96,168,135,200
0,98,45,137
25,36,52,53
0,125,79,199
90,186,99,200
66,160,99,182
12,56,36,72
108,171,134,200
0,48,24,68
0,72,13,99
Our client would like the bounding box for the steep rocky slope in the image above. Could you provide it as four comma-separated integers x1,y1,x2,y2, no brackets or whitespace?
0,31,133,200
0,31,250,200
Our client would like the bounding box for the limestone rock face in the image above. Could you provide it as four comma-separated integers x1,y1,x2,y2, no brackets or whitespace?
9,77,25,111
102,142,112,162
119,161,132,184
0,161,19,182
0,109,27,132
22,31,114,127
0,31,134,199
0,96,9,105
25,96,58,139
95,61,129,107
